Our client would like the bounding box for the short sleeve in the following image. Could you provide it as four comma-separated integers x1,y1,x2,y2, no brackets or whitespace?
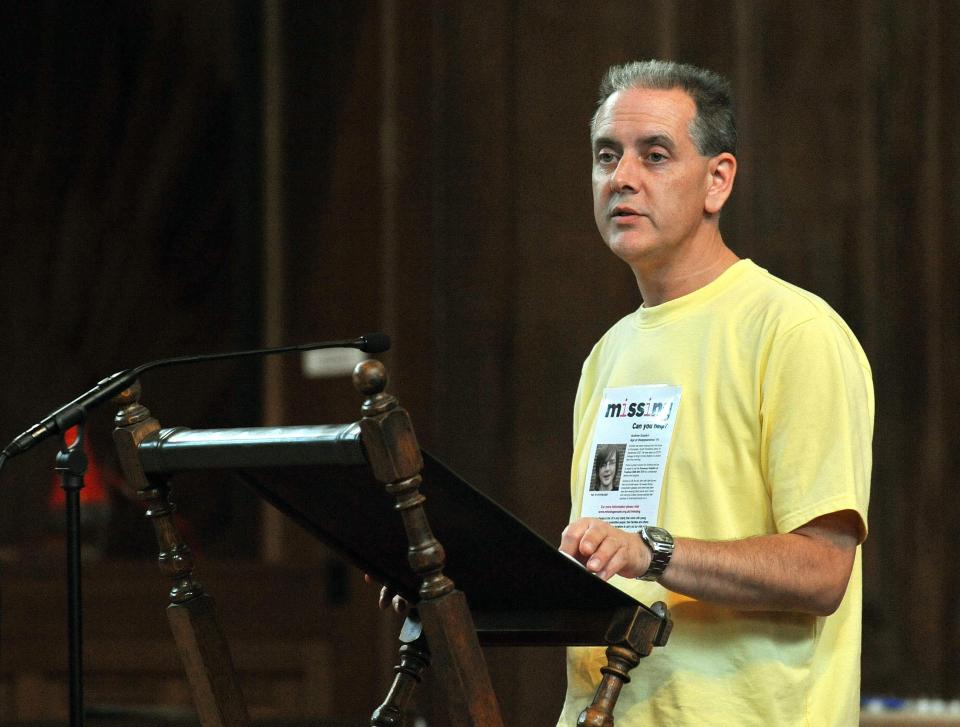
760,315,874,541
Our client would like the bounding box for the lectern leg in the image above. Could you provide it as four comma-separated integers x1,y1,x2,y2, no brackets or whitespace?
168,595,250,727
578,603,673,727
577,644,640,727
140,479,250,727
371,614,431,726
417,592,503,727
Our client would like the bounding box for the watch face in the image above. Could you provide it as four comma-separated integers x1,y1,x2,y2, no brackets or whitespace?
646,527,672,544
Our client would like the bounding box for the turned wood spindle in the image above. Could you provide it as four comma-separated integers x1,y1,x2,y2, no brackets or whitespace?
370,616,431,727
577,644,641,727
352,359,454,601
113,382,202,602
577,602,673,727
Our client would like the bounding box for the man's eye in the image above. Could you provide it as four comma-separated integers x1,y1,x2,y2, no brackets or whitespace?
647,152,668,163
597,151,617,164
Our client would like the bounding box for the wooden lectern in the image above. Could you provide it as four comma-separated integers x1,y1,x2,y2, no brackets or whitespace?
111,359,671,726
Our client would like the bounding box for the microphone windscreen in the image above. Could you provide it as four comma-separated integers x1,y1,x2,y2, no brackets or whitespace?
359,332,391,353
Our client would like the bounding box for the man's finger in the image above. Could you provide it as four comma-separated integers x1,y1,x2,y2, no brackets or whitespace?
599,545,632,581
576,519,614,558
561,517,606,556
585,533,624,576
560,518,591,555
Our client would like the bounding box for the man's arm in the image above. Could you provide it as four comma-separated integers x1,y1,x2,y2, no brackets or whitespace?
559,509,860,616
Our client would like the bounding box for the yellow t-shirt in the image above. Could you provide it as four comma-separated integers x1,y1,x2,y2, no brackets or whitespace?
558,260,873,727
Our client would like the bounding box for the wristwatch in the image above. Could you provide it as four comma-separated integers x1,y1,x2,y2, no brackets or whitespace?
637,525,674,582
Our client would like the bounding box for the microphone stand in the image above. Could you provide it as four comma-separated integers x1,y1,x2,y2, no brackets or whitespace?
55,423,88,727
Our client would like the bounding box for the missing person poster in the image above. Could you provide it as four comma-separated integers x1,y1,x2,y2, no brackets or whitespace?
580,385,682,530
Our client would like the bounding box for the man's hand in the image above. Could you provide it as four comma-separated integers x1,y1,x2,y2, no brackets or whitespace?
560,517,651,580
363,573,410,616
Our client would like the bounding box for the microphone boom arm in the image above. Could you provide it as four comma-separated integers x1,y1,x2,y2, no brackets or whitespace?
0,332,390,463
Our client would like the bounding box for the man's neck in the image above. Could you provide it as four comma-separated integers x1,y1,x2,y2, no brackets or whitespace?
632,232,739,308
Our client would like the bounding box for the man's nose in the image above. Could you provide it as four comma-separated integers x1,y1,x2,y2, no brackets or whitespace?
611,155,641,192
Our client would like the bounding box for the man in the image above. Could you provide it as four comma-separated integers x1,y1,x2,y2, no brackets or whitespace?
557,60,873,726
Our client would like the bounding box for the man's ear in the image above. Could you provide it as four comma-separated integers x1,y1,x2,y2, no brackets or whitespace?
704,152,737,215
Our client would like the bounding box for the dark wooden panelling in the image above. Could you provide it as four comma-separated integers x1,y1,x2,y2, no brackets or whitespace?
0,1,263,553
279,2,385,429
864,0,960,696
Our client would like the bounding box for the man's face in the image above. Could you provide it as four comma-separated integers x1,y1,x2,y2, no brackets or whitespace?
591,87,713,266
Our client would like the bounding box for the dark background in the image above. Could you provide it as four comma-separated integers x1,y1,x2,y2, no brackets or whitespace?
0,1,958,724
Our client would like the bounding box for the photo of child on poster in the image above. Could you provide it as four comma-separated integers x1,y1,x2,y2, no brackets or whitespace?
589,443,627,492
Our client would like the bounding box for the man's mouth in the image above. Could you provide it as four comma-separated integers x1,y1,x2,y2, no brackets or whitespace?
611,206,643,220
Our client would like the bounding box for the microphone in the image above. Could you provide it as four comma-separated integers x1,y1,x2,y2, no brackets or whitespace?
0,332,390,462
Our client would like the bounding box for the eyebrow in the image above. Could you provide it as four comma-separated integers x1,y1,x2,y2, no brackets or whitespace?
640,134,676,151
592,133,677,152
592,135,618,149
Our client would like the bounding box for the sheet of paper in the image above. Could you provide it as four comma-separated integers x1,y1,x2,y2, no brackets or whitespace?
580,385,682,530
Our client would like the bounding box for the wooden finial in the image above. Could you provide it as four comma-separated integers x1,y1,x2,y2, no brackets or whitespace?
113,379,152,428
353,359,396,417
114,379,142,406
353,358,387,395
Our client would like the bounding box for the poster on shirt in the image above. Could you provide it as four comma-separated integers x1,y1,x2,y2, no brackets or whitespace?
581,385,682,530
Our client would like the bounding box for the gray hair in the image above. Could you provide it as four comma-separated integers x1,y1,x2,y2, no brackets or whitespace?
592,60,737,157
